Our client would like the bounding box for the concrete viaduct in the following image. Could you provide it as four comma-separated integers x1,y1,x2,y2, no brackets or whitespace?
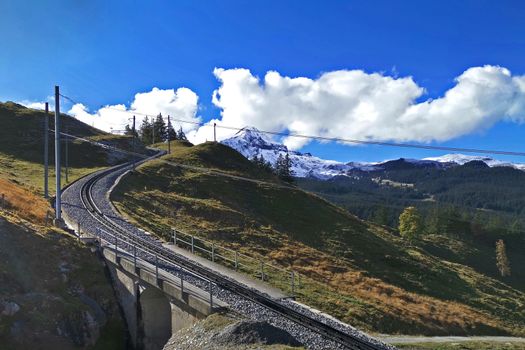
98,245,226,350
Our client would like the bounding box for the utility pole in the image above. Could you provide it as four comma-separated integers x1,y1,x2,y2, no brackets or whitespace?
65,115,69,183
132,115,136,169
54,86,62,222
214,123,217,142
152,122,155,145
167,115,171,154
44,102,49,198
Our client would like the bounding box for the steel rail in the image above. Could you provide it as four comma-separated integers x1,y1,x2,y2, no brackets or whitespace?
77,161,386,350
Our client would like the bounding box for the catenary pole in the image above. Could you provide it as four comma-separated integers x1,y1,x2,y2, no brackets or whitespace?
44,102,49,198
54,86,61,220
132,115,136,169
152,121,155,145
65,114,69,182
167,115,171,154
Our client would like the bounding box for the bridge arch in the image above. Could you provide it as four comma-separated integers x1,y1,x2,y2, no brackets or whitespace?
139,286,172,350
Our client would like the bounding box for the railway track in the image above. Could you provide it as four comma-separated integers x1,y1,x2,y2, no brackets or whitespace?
76,160,388,350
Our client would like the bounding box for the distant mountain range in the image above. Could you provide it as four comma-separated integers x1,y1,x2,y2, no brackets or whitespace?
221,127,525,179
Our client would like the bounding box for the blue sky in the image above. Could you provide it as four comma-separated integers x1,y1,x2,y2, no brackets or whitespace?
2,0,525,163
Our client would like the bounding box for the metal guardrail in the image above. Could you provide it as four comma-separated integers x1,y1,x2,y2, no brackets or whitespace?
73,159,388,350
171,229,301,295
91,228,217,309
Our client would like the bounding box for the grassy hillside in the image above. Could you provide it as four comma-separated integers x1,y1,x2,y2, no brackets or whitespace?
296,161,525,238
0,102,136,348
0,178,125,349
0,101,146,195
112,141,525,337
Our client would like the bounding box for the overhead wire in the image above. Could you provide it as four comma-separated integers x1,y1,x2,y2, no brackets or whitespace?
60,94,525,158
97,105,525,158
52,130,299,191
55,128,525,227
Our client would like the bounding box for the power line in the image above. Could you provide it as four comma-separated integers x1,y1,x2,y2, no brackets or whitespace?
59,93,78,105
51,129,394,234
103,106,525,157
49,129,516,220
61,94,525,158
52,130,298,191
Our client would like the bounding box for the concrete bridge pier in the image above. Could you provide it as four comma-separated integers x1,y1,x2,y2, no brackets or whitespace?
139,286,172,350
103,248,226,350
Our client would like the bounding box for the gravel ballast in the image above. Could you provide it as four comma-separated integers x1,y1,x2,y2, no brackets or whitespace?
61,161,395,350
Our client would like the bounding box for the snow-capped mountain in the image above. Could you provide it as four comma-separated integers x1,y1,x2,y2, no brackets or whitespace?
424,154,525,171
221,127,380,179
221,127,525,179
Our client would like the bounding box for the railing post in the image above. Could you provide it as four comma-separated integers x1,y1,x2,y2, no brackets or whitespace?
155,254,159,283
260,260,264,281
209,280,213,308
180,273,184,293
234,251,238,271
191,235,194,254
77,222,81,241
211,243,215,262
133,245,137,271
291,271,295,296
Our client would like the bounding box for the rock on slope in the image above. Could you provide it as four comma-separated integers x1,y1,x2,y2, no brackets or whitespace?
163,313,303,350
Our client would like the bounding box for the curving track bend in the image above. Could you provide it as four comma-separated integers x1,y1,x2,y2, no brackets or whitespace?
61,155,394,350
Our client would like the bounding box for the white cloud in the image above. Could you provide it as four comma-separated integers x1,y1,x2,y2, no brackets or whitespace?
18,98,54,111
68,87,200,133
21,65,524,149
190,65,525,150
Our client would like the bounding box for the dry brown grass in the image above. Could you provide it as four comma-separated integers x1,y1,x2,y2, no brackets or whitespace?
111,141,525,336
267,241,503,335
0,178,51,224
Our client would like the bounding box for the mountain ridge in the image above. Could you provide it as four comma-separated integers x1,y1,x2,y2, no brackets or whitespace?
220,127,525,178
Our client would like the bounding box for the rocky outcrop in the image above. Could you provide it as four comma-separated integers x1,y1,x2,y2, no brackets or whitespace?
0,301,20,316
163,313,303,350
213,320,302,347
56,310,100,347
0,215,126,349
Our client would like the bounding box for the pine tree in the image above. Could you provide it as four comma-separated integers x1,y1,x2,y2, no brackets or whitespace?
372,205,390,226
261,155,273,173
167,118,177,141
508,219,524,239
495,239,511,277
153,113,167,143
426,206,443,235
283,153,294,182
274,153,294,182
470,210,486,236
274,154,285,179
251,154,273,174
124,124,138,137
399,206,422,242
251,154,262,168
177,127,187,141
139,116,153,145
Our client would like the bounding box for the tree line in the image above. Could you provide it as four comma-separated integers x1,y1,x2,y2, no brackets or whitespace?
251,153,294,183
125,113,187,145
374,203,524,244
398,205,513,278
